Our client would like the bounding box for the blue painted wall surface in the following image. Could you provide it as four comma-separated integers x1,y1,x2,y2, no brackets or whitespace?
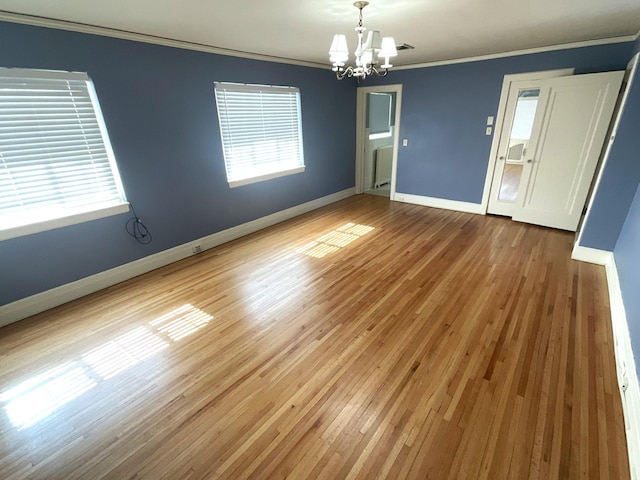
580,59,640,249
371,43,634,203
614,182,640,378
0,21,356,306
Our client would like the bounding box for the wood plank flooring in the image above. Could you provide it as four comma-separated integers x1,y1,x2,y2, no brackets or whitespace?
0,195,630,479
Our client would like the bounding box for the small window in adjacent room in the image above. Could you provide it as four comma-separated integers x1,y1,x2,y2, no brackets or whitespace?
0,68,128,241
368,92,393,140
214,82,305,188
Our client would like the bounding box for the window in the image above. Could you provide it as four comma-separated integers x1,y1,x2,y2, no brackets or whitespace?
214,82,305,188
368,92,393,140
0,68,128,241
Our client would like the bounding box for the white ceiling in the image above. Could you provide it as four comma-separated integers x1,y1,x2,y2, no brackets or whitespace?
0,0,639,67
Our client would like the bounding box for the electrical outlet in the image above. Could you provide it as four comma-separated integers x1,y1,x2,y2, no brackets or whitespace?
402,138,408,147
192,245,202,254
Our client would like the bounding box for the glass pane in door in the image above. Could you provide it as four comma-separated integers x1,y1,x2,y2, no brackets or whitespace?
498,88,540,202
498,164,524,201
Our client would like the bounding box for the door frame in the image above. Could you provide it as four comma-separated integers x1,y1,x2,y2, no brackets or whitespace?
355,84,403,196
481,68,574,213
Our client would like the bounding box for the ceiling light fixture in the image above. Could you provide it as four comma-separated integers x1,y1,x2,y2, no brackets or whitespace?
329,1,398,80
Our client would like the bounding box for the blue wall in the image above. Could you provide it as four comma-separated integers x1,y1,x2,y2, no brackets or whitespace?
580,58,640,249
614,182,640,378
0,21,356,306
371,43,634,203
609,49,640,379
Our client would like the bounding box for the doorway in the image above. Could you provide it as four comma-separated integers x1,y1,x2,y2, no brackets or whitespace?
485,70,623,231
355,84,402,198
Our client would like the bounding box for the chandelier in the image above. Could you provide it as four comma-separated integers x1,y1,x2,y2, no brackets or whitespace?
329,1,398,80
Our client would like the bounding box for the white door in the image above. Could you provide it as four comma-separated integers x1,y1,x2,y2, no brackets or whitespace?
513,71,623,231
487,71,623,231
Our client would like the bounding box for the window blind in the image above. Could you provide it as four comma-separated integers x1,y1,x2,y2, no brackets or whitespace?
0,68,127,236
214,82,305,187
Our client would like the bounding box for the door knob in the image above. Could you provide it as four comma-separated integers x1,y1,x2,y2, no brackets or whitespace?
499,156,505,160
527,159,533,163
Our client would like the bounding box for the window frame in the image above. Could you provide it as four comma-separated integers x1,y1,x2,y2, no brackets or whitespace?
0,68,129,241
214,82,306,188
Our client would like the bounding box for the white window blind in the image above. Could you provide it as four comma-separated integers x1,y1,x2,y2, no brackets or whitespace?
0,68,128,240
214,82,305,188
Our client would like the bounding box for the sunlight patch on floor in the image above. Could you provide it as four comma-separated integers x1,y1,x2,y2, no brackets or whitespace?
1,304,212,430
297,223,375,258
1,362,97,430
150,304,213,341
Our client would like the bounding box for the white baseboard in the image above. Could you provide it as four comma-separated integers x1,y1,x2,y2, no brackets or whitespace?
0,188,356,327
571,244,612,265
603,253,640,480
391,192,485,215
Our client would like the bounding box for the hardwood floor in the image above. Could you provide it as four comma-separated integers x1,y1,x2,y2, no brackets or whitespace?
0,195,629,479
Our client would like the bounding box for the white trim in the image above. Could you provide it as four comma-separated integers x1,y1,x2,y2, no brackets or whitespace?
0,67,88,80
392,192,484,214
0,187,356,327
575,53,639,248
355,84,403,197
0,11,326,69
393,36,637,71
570,244,611,265
481,69,575,213
604,254,640,480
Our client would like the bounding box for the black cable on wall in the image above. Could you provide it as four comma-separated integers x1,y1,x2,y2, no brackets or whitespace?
125,204,152,244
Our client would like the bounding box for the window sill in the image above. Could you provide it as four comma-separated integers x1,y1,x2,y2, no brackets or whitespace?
0,202,130,241
228,166,305,188
369,131,393,140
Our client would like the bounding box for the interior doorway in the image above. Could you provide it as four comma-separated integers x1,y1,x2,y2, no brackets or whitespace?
355,84,402,198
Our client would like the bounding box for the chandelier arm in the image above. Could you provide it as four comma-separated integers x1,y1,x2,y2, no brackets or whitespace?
371,65,389,78
335,66,355,80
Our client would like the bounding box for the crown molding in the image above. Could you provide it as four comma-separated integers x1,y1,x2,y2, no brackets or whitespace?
0,10,328,70
1,10,637,75
394,35,638,71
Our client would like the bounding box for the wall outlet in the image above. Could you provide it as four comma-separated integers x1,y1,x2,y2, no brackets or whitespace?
486,126,492,136
192,245,202,255
402,138,408,147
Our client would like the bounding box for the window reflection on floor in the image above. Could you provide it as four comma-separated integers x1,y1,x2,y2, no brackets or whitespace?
297,223,375,258
151,304,213,341
1,304,213,430
1,362,97,430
